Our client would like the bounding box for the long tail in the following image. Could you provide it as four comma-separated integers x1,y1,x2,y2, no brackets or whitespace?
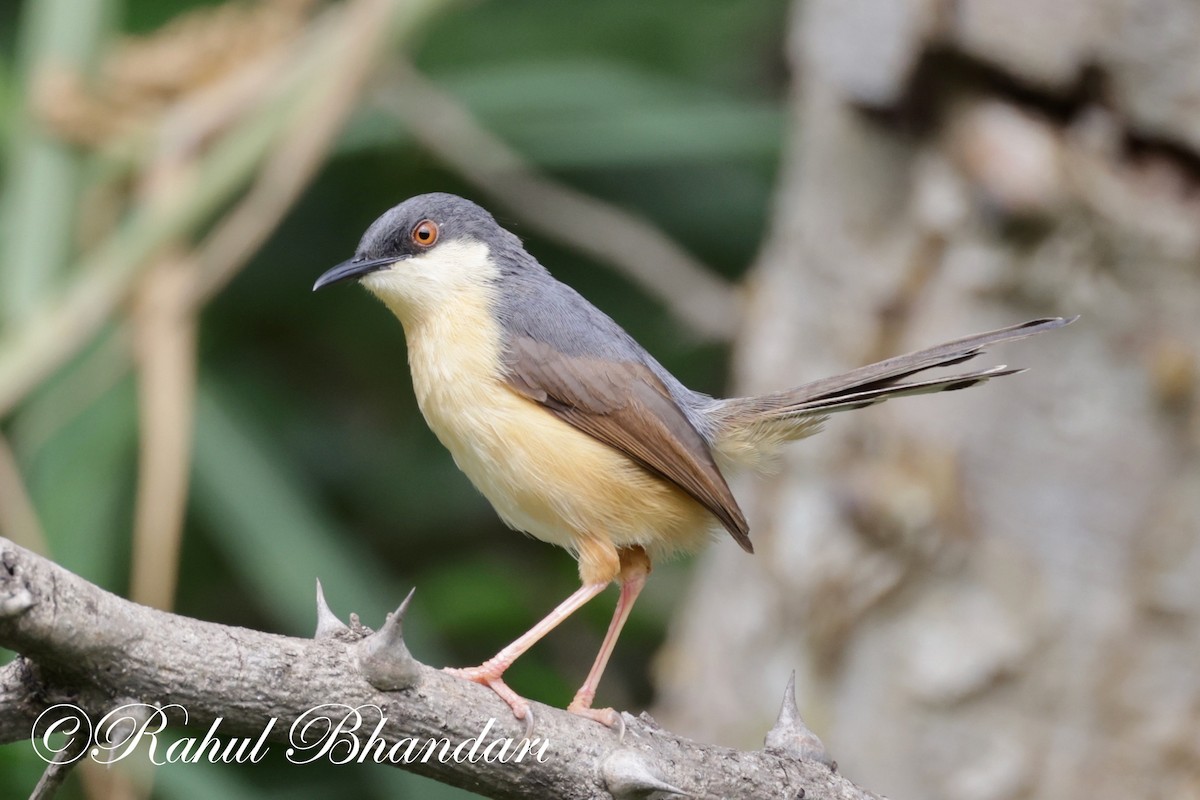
708,316,1076,466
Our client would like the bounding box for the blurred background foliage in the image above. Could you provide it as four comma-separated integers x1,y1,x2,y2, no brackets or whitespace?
0,0,789,797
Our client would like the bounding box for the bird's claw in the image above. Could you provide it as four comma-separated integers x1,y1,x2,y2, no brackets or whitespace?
568,700,626,740
443,664,533,732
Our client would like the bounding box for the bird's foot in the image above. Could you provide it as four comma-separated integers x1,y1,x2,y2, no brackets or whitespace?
569,690,625,737
568,703,623,729
443,663,533,723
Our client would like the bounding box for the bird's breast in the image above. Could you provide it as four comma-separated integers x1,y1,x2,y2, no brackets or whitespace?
396,286,714,569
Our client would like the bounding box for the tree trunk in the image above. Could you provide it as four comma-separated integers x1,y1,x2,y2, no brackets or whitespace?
656,2,1200,799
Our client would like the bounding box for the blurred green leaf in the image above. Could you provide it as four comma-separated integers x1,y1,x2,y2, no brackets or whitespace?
190,378,440,656
0,60,14,154
340,65,782,169
420,556,541,635
0,743,78,800
442,60,783,167
0,0,115,327
21,372,136,589
156,757,267,800
368,764,484,800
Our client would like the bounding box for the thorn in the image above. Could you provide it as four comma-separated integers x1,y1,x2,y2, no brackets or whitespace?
314,579,349,639
636,710,662,730
0,585,34,617
353,588,421,691
0,547,33,618
601,749,687,799
764,671,834,768
103,699,153,750
775,670,801,729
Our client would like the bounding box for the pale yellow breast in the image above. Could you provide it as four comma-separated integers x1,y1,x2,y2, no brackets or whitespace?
382,283,714,582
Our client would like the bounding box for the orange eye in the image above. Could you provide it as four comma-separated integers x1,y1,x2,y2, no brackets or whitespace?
411,219,439,247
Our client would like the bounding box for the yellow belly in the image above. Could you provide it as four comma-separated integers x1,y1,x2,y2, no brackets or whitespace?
392,285,715,584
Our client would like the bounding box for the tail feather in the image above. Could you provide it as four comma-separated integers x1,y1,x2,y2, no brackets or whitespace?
708,316,1075,467
771,363,1023,416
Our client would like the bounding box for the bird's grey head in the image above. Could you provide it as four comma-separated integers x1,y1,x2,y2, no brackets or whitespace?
313,193,530,320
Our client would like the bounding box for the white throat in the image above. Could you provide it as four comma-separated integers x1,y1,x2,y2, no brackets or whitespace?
360,239,498,329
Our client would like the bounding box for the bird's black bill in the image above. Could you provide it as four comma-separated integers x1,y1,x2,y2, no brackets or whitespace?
312,256,396,291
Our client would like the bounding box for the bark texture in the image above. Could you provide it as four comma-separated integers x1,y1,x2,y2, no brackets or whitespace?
0,537,876,800
656,2,1200,800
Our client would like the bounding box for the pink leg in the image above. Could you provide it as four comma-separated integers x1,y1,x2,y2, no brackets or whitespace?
568,551,651,726
444,580,609,720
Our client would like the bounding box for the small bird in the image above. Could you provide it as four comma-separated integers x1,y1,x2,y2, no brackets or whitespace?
313,192,1073,727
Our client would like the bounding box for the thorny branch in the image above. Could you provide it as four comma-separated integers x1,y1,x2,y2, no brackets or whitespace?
0,538,876,800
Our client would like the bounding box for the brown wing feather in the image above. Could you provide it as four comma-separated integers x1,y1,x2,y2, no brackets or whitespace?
505,336,752,552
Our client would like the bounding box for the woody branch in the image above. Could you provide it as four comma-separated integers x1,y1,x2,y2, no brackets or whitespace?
0,538,874,800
